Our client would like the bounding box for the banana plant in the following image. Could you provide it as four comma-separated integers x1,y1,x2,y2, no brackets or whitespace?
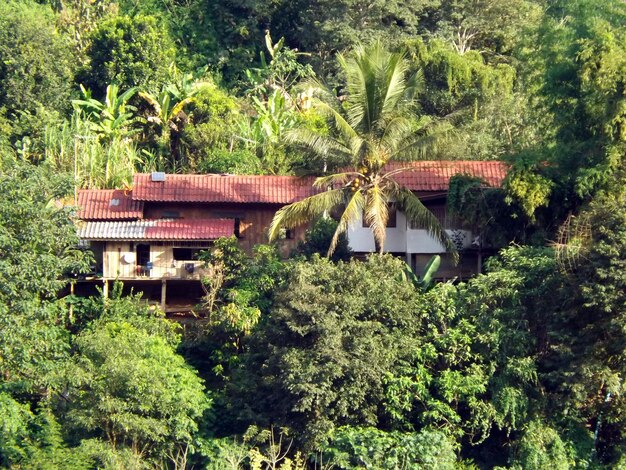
139,90,195,133
244,89,299,174
139,67,211,168
72,84,139,141
400,255,442,291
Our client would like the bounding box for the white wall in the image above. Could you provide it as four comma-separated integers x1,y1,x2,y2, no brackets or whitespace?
347,211,473,254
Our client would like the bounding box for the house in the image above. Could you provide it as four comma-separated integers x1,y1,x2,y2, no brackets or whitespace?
74,161,506,311
345,161,507,278
75,173,316,311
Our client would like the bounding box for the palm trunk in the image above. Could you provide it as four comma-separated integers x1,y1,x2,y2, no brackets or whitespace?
374,237,385,255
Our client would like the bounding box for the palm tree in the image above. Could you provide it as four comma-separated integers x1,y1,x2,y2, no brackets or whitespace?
268,42,457,258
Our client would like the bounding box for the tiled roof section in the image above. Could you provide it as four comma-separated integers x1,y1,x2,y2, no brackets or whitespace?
384,161,507,191
77,189,144,220
77,218,234,241
132,173,318,204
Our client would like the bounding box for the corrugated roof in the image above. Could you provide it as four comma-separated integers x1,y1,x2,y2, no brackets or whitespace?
132,173,318,203
383,161,507,191
77,189,144,220
131,163,506,203
77,218,234,240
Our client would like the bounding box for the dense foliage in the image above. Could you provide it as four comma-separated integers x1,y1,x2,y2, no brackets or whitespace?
3,0,626,467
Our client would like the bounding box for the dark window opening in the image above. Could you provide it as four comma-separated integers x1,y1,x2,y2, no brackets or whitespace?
212,212,245,238
278,228,295,240
173,248,202,261
136,244,150,275
162,210,181,219
136,244,150,264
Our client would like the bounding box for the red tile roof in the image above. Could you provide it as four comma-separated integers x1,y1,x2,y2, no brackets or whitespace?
77,189,143,220
77,218,234,240
133,173,318,204
384,161,507,191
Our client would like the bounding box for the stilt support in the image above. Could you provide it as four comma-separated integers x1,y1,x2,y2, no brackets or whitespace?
161,280,167,312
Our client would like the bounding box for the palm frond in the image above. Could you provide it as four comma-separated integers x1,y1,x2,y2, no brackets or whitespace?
381,51,409,118
379,114,418,153
314,101,358,142
393,187,458,263
351,137,370,167
284,128,351,162
364,184,389,253
328,189,365,256
297,76,342,108
391,120,454,161
405,68,425,100
343,46,376,132
268,189,344,241
313,172,362,189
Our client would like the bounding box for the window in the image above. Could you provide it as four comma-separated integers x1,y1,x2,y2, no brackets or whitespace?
362,204,396,228
277,228,295,240
212,212,245,238
173,248,202,261
136,244,150,265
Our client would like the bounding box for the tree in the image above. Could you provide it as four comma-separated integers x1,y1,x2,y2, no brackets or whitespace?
0,155,93,467
51,0,118,67
270,0,441,74
0,156,89,390
0,0,75,116
295,217,352,262
237,255,489,452
433,0,544,55
180,81,258,174
322,426,457,470
0,0,76,156
511,0,626,222
64,292,211,465
79,14,175,98
268,42,455,256
554,186,626,464
238,255,424,449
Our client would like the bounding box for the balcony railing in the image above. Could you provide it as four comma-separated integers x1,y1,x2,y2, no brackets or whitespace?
106,259,208,280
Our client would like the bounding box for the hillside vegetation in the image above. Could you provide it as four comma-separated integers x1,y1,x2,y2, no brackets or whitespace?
3,0,626,468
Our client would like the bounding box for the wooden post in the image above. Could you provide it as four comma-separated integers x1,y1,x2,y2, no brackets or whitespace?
161,280,167,312
103,279,109,299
